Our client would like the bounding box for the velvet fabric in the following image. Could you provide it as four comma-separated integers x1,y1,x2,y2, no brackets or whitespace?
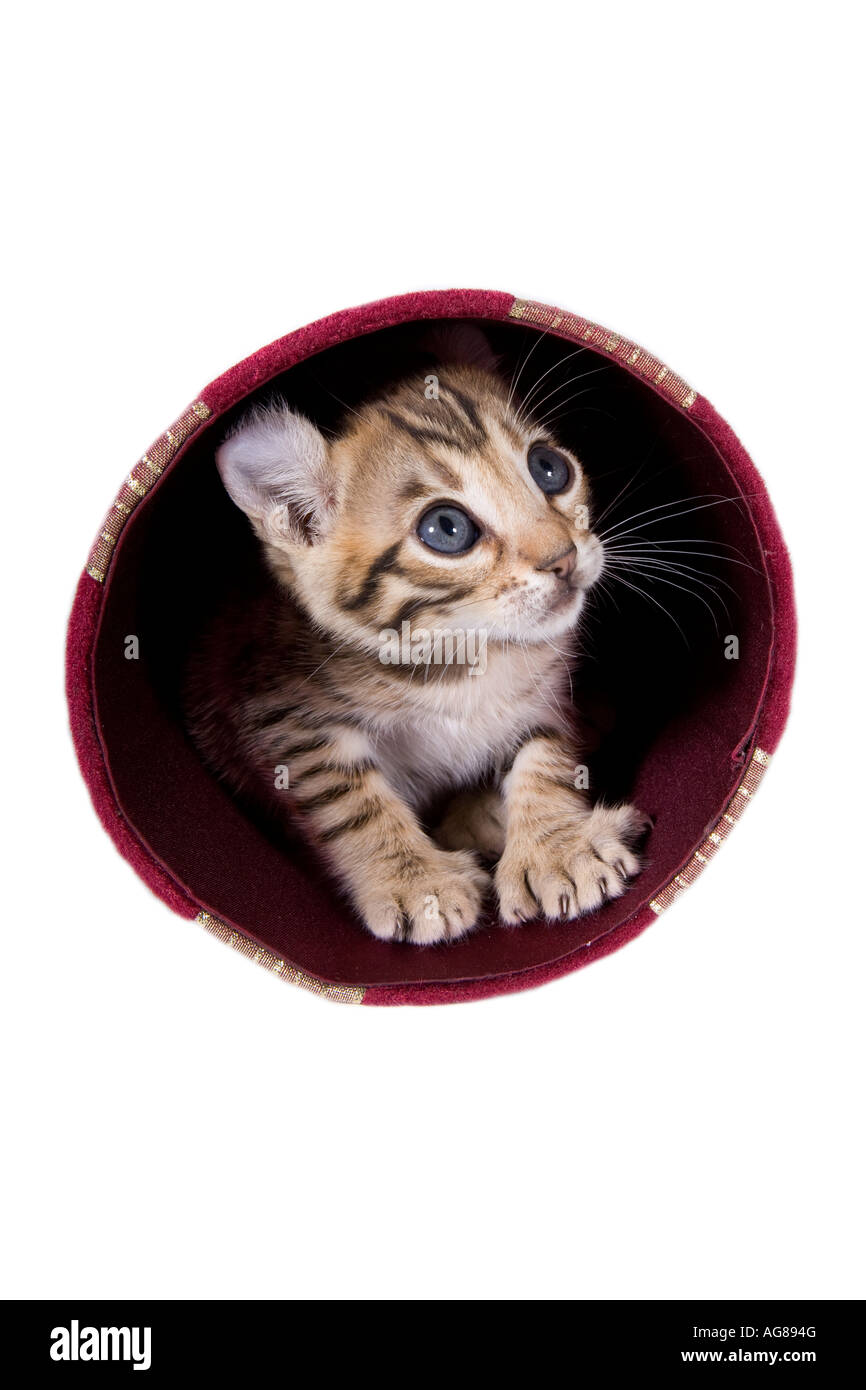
65,290,796,1005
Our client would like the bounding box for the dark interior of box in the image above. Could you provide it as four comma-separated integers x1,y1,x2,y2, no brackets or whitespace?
92,318,773,986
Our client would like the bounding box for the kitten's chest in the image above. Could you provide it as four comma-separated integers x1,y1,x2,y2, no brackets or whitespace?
373,655,570,805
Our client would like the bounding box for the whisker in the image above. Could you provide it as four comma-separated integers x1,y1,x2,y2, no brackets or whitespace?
505,326,556,418
597,493,731,540
589,575,623,618
530,382,610,430
604,549,739,589
308,374,367,425
518,344,593,415
591,444,662,531
603,570,690,646
541,403,620,430
523,618,576,705
523,363,613,422
598,493,757,544
297,632,359,687
603,560,730,625
604,541,763,575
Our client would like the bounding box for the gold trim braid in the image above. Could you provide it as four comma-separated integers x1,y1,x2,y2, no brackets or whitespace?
648,747,772,915
86,399,212,582
509,299,697,410
195,912,366,1004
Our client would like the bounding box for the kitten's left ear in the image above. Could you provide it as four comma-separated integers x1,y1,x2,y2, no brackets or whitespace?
421,322,501,375
216,401,337,545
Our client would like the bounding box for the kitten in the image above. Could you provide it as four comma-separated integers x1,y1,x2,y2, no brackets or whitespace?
185,327,648,943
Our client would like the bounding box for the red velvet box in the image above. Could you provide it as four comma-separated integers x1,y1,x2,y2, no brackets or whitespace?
66,290,796,1006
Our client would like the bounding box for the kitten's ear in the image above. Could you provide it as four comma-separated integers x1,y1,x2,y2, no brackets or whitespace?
216,402,337,544
421,322,501,375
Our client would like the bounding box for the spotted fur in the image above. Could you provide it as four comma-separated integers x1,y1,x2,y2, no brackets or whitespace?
185,327,647,943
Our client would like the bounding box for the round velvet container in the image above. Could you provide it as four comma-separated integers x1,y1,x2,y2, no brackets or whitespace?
66,289,796,1006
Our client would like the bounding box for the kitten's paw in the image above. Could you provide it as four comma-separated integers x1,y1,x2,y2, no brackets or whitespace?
495,802,649,926
358,849,490,945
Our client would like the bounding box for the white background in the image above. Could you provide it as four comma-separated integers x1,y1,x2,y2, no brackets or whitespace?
2,2,863,1301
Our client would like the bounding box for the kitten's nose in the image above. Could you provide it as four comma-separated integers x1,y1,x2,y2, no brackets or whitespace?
537,543,577,581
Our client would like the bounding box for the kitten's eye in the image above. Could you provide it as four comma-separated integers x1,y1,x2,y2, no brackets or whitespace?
417,504,479,555
528,445,573,495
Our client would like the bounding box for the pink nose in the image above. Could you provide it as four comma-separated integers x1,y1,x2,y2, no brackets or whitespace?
537,543,577,581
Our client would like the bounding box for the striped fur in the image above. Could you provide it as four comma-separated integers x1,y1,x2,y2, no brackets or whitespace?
185,330,647,942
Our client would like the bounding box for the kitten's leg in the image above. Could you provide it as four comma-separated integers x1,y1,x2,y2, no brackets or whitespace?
495,730,649,924
275,724,489,944
434,787,507,859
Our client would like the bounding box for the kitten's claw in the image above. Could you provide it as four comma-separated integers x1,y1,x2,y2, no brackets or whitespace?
495,802,648,926
358,849,490,945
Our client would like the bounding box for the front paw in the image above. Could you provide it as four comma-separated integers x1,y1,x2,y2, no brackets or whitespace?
357,848,490,945
495,803,649,925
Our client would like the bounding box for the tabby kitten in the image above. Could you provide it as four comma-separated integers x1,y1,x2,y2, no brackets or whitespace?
185,327,648,943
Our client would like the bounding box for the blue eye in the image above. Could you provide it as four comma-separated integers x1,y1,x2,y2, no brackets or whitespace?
528,445,573,495
417,504,479,555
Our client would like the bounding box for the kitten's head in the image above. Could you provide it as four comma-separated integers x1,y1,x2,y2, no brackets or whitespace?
216,326,604,655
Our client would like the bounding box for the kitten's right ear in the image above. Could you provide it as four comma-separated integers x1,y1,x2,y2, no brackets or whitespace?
421,322,501,375
216,402,337,544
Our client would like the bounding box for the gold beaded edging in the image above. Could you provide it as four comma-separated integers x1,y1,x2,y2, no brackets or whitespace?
195,911,366,1004
648,748,771,915
86,400,212,582
509,299,697,411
